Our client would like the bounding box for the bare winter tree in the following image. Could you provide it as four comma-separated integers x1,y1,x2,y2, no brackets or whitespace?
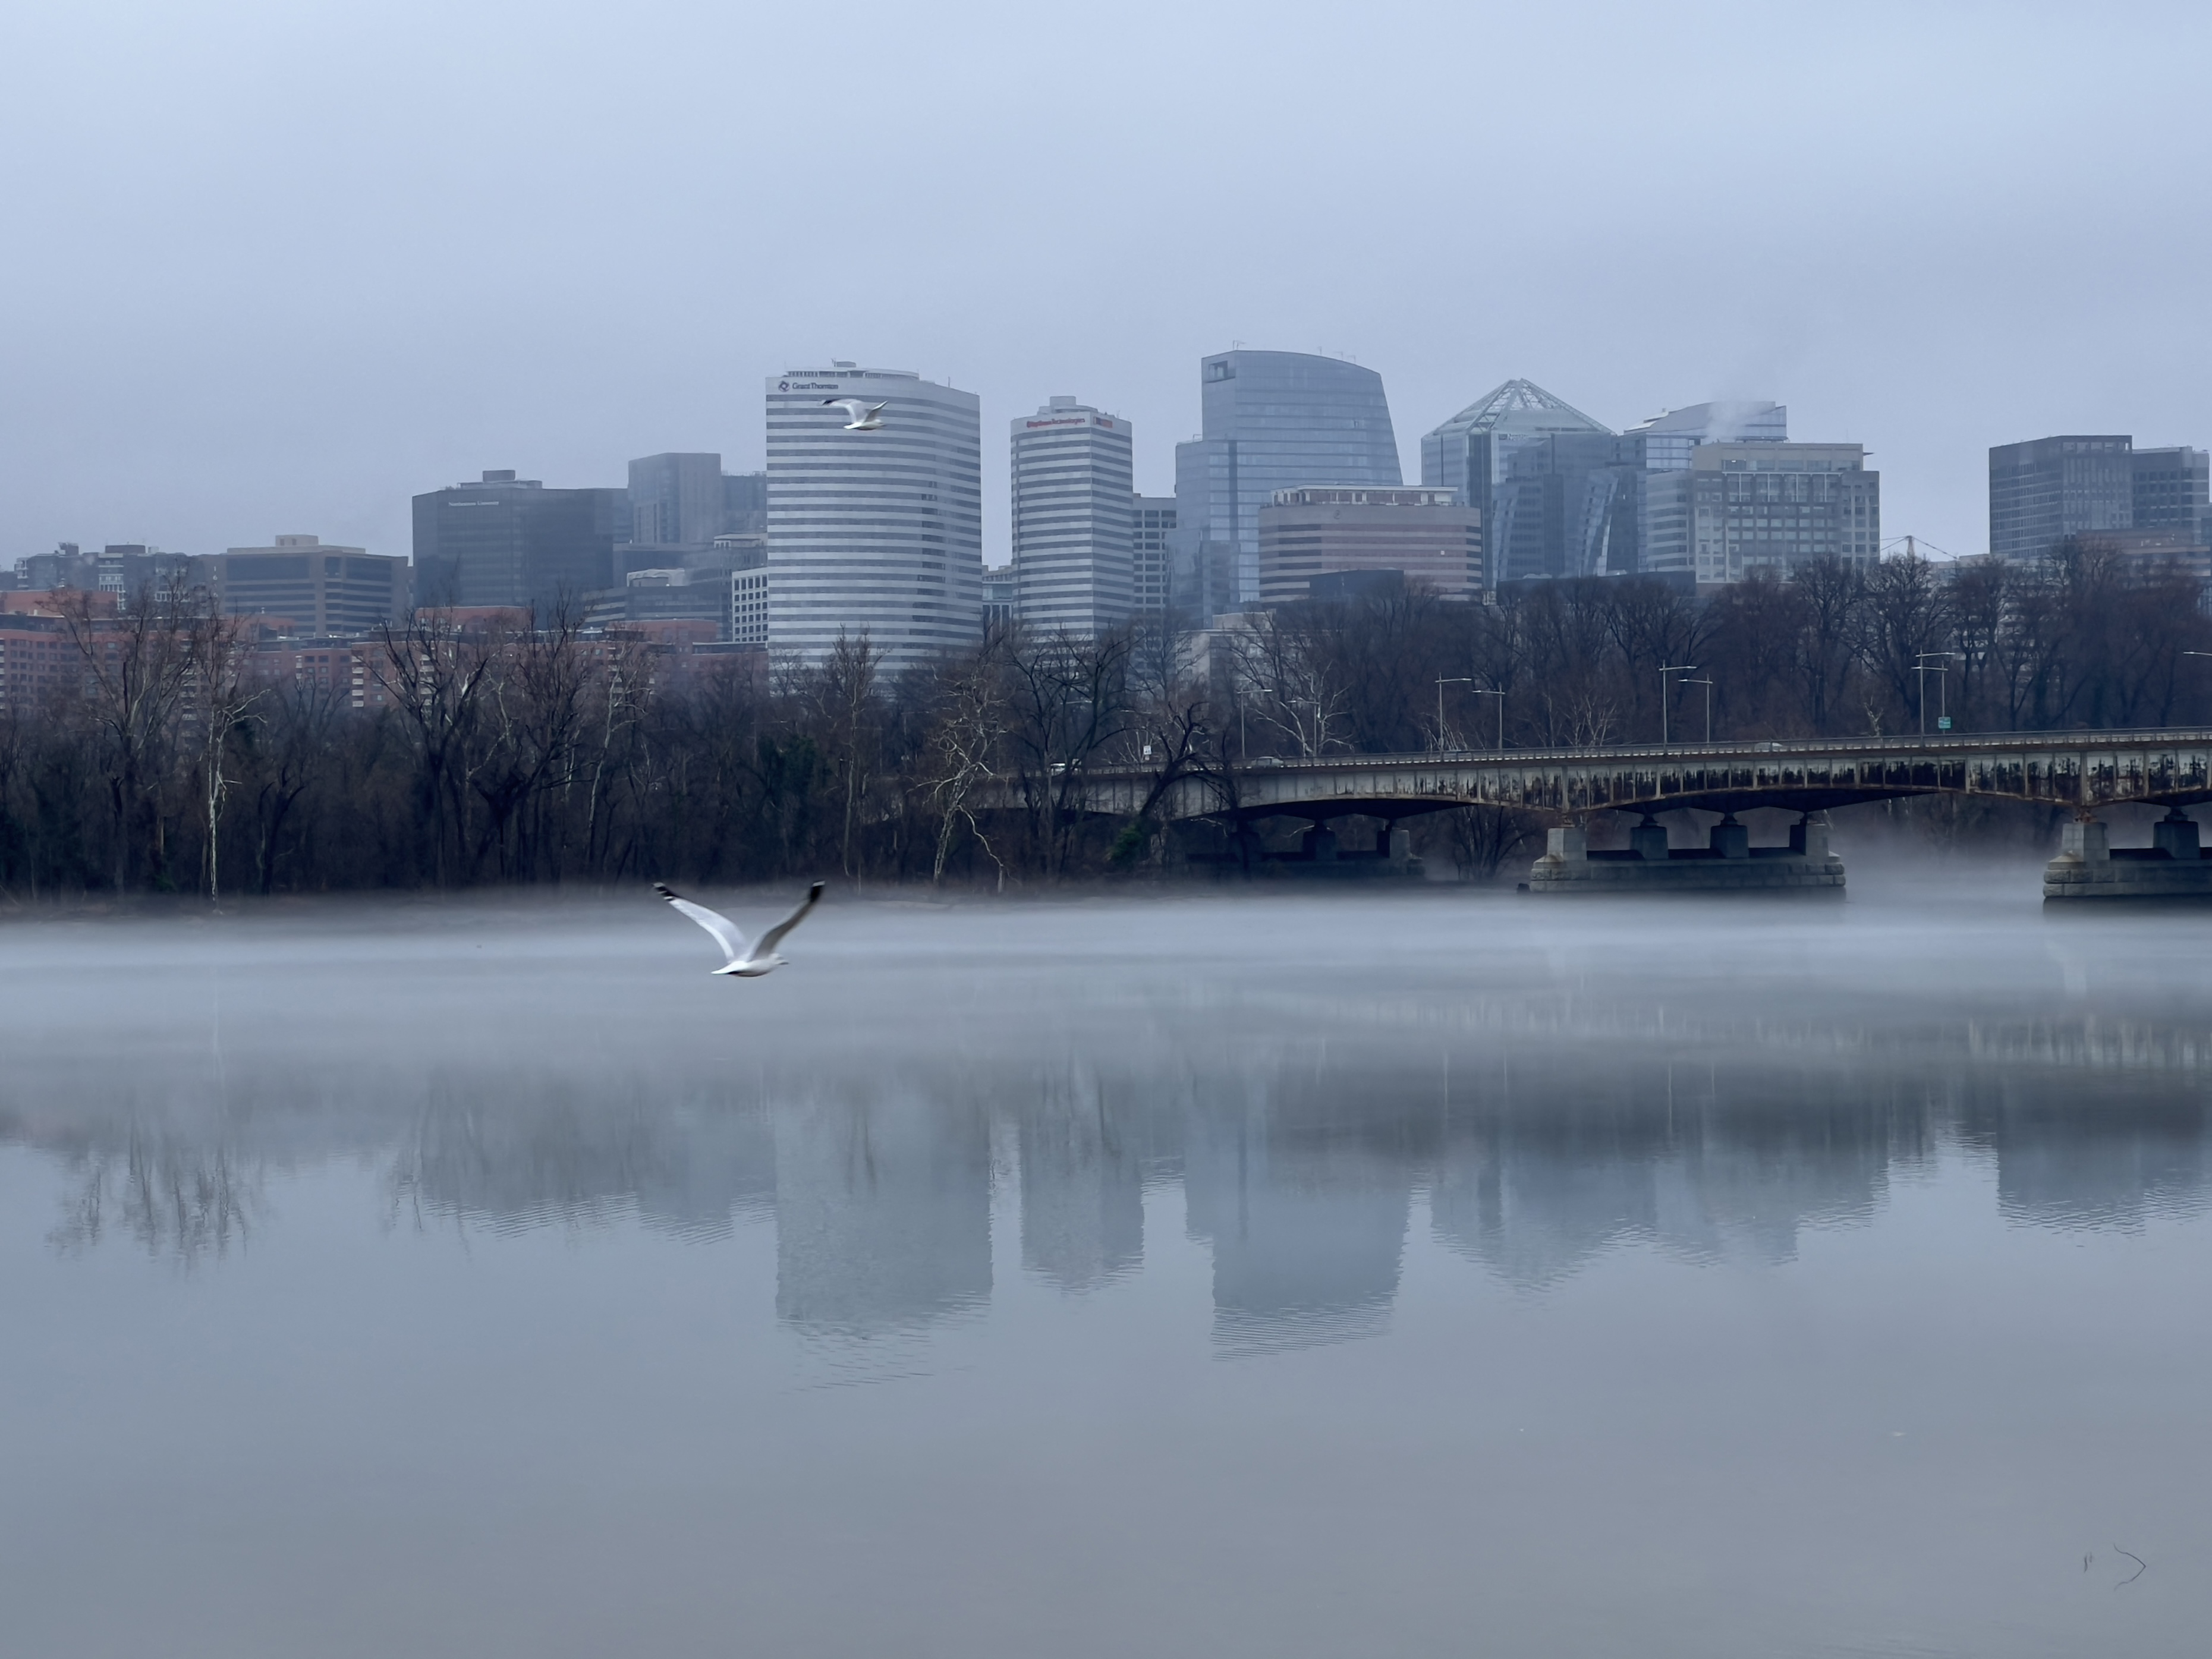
185,605,259,902
59,581,204,892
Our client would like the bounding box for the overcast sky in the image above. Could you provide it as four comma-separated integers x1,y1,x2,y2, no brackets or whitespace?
2,0,2205,567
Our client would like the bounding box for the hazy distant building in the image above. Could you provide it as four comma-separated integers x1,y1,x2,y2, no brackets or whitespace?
1487,435,1644,583
1685,443,1880,584
73,544,193,603
981,566,1017,628
621,455,768,580
1623,401,1788,469
1420,380,1608,586
627,452,725,548
765,364,983,670
1257,486,1481,603
198,536,410,634
15,544,96,592
1988,436,2134,562
1174,351,1401,618
1627,402,1789,579
722,470,767,537
1011,396,1134,635
731,564,769,644
2131,446,2210,541
1131,495,1175,615
412,470,624,612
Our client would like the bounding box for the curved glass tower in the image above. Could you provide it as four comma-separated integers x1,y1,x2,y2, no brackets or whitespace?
1172,351,1400,616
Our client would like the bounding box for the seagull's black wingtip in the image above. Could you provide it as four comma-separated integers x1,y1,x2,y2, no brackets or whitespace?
808,880,826,899
653,881,679,901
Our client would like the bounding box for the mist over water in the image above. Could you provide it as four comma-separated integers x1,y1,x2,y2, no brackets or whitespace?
4,871,2210,1657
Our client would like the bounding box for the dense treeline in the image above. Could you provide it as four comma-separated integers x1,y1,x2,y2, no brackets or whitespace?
0,541,2205,898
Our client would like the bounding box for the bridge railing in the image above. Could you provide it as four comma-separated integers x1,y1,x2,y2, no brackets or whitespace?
1067,726,2212,779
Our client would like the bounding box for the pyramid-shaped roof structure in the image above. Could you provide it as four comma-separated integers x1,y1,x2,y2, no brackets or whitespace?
1426,379,1611,442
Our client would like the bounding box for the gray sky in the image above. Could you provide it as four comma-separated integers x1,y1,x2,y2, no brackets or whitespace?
2,0,2205,568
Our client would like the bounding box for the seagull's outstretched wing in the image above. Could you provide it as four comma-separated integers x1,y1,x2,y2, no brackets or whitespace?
824,398,866,421
865,402,887,417
654,882,749,965
754,881,826,960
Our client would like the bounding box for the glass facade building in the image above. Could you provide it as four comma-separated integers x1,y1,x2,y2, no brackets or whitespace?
1487,434,1644,583
1172,351,1401,618
765,365,982,671
2131,446,2211,541
1988,436,2134,562
411,470,625,613
1420,380,1608,588
1131,496,1175,616
1011,397,1134,636
627,453,726,549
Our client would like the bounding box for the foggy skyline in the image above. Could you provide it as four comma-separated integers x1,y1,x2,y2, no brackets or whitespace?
4,2,2207,568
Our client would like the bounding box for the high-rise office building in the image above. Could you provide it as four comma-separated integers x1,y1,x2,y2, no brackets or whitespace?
1257,487,1481,603
722,471,768,537
765,364,982,670
412,470,624,612
621,455,769,582
1011,397,1134,635
1131,496,1175,615
1173,351,1401,618
1684,443,1879,584
628,453,725,549
1486,435,1644,583
1421,380,1608,586
1627,402,1788,579
1988,436,2134,562
197,536,410,634
1623,402,1788,469
2131,446,2211,540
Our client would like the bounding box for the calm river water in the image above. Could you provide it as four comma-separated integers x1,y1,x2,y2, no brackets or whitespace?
3,866,2208,1657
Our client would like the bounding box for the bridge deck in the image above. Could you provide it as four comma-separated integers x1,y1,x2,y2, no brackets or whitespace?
1026,729,2212,824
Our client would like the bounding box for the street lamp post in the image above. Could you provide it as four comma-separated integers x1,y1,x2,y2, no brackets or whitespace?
1657,665,1698,750
1913,651,1964,735
1471,687,1506,750
1434,677,1473,754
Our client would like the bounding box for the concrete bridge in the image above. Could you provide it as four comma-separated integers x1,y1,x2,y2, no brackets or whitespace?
1052,729,2212,824
1022,729,2212,897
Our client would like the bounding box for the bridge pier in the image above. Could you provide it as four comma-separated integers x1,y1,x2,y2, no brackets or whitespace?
1527,810,1843,893
2043,809,2212,899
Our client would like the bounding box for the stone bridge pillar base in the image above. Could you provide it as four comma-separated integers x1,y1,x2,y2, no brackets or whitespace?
2045,812,2212,899
1526,811,1844,894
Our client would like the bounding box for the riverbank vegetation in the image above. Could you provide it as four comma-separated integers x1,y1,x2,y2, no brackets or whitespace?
0,543,2204,897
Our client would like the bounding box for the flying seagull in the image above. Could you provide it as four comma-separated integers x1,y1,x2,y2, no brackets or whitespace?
655,881,825,977
823,398,886,430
